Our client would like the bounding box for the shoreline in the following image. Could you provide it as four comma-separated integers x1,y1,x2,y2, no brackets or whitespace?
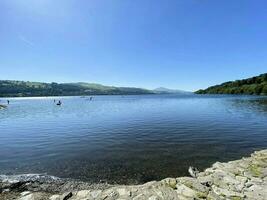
1,150,266,200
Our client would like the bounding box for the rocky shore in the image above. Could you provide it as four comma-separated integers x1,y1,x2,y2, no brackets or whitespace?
0,104,7,109
1,150,266,200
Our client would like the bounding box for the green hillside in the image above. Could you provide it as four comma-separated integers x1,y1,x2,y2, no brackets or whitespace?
0,80,154,97
196,73,267,95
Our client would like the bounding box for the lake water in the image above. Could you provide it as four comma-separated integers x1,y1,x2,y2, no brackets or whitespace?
0,94,267,184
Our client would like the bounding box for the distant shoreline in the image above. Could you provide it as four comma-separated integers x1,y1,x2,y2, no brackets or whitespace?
1,93,267,99
0,80,193,98
0,93,156,98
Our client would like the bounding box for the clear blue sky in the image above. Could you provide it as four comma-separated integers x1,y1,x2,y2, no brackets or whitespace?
0,0,267,91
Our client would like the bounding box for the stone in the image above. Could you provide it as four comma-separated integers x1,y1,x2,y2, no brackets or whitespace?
50,195,61,200
175,183,197,198
0,104,7,109
176,177,209,193
76,190,91,198
188,166,199,178
48,192,72,200
132,193,145,200
117,187,132,197
90,190,102,198
18,192,47,200
161,178,177,189
2,188,10,193
100,188,119,199
20,191,31,196
63,192,72,200
211,185,244,198
148,195,159,200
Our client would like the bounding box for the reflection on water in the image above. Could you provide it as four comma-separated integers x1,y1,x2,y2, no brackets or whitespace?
232,98,267,113
0,94,267,184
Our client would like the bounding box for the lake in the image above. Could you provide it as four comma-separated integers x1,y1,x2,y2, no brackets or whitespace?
0,94,267,184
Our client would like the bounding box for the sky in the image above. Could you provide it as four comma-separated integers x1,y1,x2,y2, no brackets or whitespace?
0,0,267,91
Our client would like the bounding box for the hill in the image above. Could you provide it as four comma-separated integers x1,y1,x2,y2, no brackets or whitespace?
154,87,192,94
195,73,267,95
0,80,154,97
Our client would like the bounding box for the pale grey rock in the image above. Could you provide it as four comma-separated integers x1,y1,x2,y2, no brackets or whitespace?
90,190,102,199
2,188,10,193
48,192,72,200
148,195,159,200
211,185,244,198
175,184,196,198
176,177,209,193
161,178,177,189
75,190,91,198
188,166,199,178
20,191,31,197
18,192,48,200
132,193,145,200
49,195,61,200
117,187,130,196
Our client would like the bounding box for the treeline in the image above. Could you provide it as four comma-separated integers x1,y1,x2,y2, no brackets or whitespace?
196,73,267,95
0,80,154,97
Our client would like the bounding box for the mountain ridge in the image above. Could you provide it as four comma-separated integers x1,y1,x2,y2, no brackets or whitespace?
0,80,154,97
153,87,192,94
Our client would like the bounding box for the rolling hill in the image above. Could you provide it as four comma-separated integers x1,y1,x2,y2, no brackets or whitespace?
0,80,154,97
153,87,192,94
196,73,267,95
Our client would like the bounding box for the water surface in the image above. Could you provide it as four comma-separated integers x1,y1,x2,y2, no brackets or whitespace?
0,94,267,184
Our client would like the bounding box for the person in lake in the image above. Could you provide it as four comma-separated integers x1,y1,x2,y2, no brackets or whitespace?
90,97,93,101
7,100,10,104
57,100,62,106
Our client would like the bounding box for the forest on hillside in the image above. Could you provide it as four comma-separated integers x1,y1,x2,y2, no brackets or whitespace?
196,73,267,95
0,80,153,97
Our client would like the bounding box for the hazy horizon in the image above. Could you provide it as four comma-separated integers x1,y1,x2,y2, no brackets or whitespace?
1,0,267,91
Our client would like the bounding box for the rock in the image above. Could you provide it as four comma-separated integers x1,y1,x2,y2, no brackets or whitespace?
18,192,48,200
21,191,31,196
148,195,159,200
1,188,10,193
211,185,244,198
175,183,197,198
50,195,61,200
100,188,119,199
117,187,132,196
188,166,199,178
62,192,72,200
161,178,177,189
176,177,209,193
48,192,72,200
75,190,91,198
0,104,7,109
90,189,102,198
18,193,35,200
132,193,145,200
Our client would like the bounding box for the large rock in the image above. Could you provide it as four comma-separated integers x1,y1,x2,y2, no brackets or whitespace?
0,104,7,109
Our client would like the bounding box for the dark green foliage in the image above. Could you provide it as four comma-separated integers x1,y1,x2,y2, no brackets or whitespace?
0,80,154,97
195,73,267,95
